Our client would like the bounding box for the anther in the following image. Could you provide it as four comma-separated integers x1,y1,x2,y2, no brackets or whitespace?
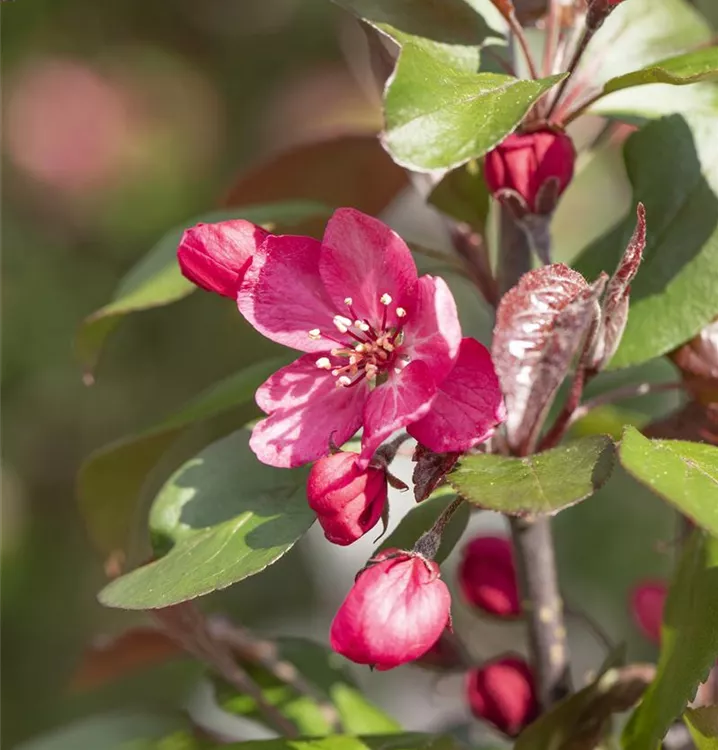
333,315,352,333
355,320,370,332
315,357,331,370
396,307,407,318
355,344,365,353
308,328,321,340
344,297,353,306
380,293,393,306
337,375,352,387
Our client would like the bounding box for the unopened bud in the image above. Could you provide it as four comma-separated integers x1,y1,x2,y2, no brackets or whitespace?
484,128,575,217
458,536,521,618
307,452,388,546
630,580,667,644
330,549,451,670
669,318,718,405
466,656,539,736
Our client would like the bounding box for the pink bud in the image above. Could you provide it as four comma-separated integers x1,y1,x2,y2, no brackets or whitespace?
177,219,268,298
459,536,521,617
484,128,575,214
307,452,388,546
466,656,539,737
630,581,667,644
330,549,452,670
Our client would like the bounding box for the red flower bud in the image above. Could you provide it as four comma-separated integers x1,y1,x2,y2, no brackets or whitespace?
330,549,451,670
484,128,575,215
466,656,539,737
630,580,667,644
177,219,268,298
458,536,521,618
307,452,388,546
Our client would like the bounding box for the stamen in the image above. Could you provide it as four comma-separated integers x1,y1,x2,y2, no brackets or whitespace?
308,328,321,340
331,369,341,377
315,357,331,370
333,315,352,333
337,375,352,387
355,344,365,353
380,293,393,306
396,307,407,318
354,320,370,332
344,297,353,306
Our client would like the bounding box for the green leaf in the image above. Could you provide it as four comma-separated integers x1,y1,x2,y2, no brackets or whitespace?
685,707,718,750
449,435,615,515
623,531,718,750
76,201,327,375
98,429,314,609
332,0,504,73
574,114,718,367
78,357,288,554
602,47,718,97
580,0,715,120
218,637,398,736
428,161,490,232
375,492,469,564
15,712,186,750
192,736,465,750
618,426,718,536
382,44,564,171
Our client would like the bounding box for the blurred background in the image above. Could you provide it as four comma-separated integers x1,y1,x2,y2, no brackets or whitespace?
3,1,718,748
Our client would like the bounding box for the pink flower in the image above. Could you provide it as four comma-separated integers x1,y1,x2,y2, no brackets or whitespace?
630,580,667,644
459,536,521,618
330,549,451,670
466,656,539,737
177,220,269,298
306,451,387,546
484,128,575,214
234,208,504,468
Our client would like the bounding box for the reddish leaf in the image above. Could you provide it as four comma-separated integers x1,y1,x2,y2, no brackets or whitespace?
493,264,605,454
71,627,183,691
643,401,718,445
589,204,647,372
223,134,409,237
412,444,460,503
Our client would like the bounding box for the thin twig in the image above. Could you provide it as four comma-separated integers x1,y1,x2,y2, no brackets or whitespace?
538,367,589,452
208,618,342,733
507,13,540,80
152,604,299,738
564,602,614,653
564,380,684,432
499,209,572,709
546,24,594,120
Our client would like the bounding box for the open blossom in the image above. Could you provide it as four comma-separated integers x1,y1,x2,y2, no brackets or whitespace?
330,549,451,670
630,580,667,644
484,128,575,215
177,219,268,298
466,656,539,736
223,208,504,468
459,536,521,618
306,451,387,546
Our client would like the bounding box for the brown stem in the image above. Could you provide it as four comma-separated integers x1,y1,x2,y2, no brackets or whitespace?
541,0,562,78
450,224,499,308
508,13,541,80
538,367,589,452
499,210,572,708
413,497,464,560
152,603,298,738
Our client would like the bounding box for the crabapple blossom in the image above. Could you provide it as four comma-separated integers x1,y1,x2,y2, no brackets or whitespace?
330,549,451,670
306,451,387,546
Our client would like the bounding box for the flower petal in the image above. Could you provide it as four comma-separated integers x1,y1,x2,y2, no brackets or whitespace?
250,353,369,468
408,337,506,453
319,208,418,327
359,360,437,467
238,234,339,353
402,275,462,383
178,220,268,298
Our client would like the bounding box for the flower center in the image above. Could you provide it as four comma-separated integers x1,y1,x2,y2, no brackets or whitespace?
308,293,409,388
